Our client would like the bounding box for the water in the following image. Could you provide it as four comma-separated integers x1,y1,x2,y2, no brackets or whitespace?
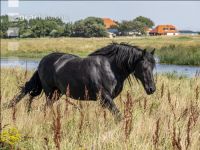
1,57,200,77
155,63,199,77
1,57,39,70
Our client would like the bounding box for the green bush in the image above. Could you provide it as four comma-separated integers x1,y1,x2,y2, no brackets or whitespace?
20,29,34,38
157,45,200,66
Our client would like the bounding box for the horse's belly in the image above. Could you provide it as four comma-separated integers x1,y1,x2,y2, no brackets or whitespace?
57,78,97,100
68,86,97,100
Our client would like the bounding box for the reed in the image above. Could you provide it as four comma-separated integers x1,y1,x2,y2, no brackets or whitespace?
52,103,62,150
195,85,199,102
1,68,200,149
77,101,84,145
43,137,50,150
161,82,164,98
124,91,133,141
12,102,16,124
172,126,182,150
153,118,160,150
186,115,192,150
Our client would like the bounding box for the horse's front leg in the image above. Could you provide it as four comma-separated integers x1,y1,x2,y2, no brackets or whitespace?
101,93,122,123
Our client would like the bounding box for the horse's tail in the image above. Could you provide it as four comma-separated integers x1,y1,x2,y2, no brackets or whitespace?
8,70,42,108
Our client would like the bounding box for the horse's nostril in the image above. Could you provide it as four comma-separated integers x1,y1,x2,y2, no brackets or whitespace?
149,87,155,93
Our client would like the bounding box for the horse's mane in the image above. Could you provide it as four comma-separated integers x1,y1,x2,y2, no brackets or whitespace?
89,42,145,86
89,42,143,57
89,42,143,69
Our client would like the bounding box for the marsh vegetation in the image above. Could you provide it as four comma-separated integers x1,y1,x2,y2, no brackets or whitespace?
1,68,199,149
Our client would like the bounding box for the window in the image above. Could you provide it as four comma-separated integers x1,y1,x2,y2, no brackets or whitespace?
170,28,175,30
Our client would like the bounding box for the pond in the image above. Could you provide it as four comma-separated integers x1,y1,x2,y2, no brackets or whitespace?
1,57,200,78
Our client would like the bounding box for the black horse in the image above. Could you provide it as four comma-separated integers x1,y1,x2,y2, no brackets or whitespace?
9,43,156,122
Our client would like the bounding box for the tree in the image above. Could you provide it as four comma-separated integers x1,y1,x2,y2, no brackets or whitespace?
0,15,10,38
29,18,46,37
117,16,154,36
28,17,65,37
133,16,154,28
118,20,135,33
63,23,73,37
72,17,107,37
44,17,65,36
17,18,29,37
1,15,155,38
45,17,64,26
49,29,59,37
131,20,146,35
117,20,146,35
20,29,34,38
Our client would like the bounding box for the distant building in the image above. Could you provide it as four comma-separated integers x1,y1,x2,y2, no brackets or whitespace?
102,18,118,38
102,18,118,29
149,24,179,36
145,27,152,36
7,27,19,38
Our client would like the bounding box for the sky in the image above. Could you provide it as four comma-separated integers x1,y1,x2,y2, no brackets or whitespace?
1,1,200,31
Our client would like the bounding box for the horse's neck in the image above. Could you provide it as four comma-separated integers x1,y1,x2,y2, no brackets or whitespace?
110,51,141,82
110,60,131,82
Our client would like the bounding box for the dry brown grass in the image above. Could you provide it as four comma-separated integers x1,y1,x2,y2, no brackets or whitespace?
0,68,200,149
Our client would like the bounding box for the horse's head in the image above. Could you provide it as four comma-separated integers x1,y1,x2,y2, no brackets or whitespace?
134,49,156,95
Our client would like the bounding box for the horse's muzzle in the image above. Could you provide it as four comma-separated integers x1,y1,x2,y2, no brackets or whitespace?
146,86,156,95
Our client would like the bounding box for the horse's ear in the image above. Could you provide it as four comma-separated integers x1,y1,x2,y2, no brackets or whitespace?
151,48,155,55
142,49,146,56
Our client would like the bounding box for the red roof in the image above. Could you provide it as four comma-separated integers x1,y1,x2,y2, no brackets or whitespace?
150,24,177,34
102,18,117,29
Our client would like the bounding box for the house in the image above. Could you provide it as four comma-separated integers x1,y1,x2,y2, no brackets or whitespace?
102,18,118,38
102,18,118,29
145,27,152,35
149,24,179,36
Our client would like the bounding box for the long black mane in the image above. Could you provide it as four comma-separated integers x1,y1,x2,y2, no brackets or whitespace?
89,42,144,72
89,42,145,86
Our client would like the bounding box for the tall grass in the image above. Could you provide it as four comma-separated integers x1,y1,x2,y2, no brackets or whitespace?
158,44,200,66
0,68,200,149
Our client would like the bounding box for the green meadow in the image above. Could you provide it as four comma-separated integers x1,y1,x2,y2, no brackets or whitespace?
1,35,200,65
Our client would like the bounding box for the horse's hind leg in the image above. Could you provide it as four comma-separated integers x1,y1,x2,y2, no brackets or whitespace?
45,89,61,106
8,88,26,108
101,93,122,123
26,96,34,113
